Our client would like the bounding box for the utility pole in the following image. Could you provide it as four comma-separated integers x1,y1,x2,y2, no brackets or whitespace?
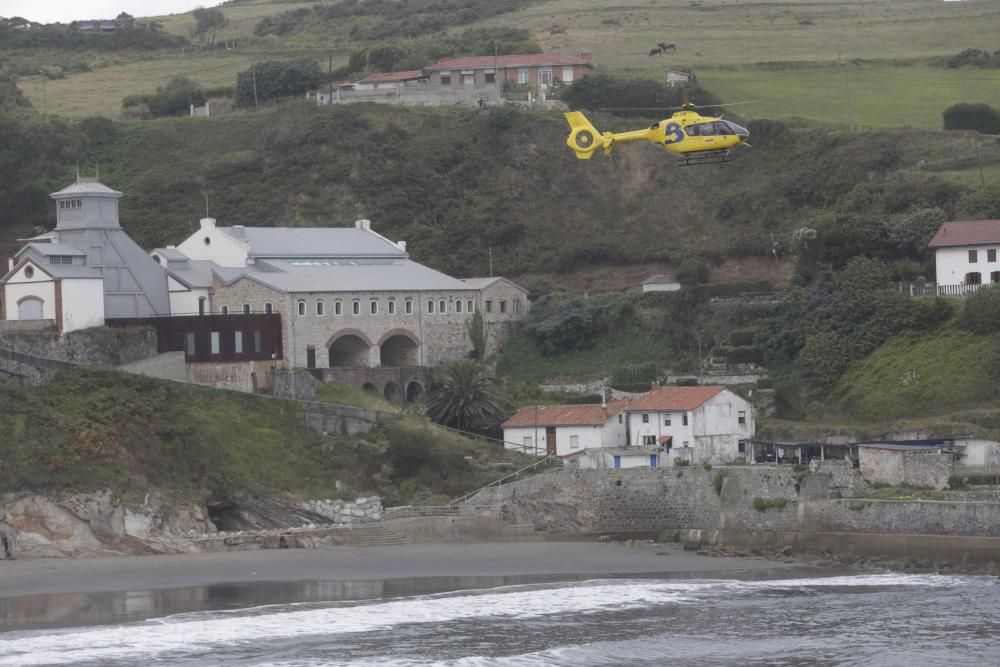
488,246,494,277
494,40,500,104
41,77,47,117
328,52,333,105
252,65,259,111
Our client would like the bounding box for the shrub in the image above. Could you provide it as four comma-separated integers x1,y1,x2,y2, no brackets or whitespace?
752,497,788,511
957,285,1000,334
942,102,1000,135
676,258,711,286
712,469,728,495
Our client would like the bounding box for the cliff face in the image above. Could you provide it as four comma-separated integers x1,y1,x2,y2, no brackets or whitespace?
0,490,214,558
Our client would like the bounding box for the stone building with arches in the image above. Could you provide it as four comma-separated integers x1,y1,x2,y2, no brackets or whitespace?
157,217,528,375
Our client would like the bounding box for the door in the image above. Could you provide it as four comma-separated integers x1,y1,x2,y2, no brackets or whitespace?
306,346,316,369
650,454,658,469
613,455,621,469
463,74,474,88
17,297,43,320
546,427,557,456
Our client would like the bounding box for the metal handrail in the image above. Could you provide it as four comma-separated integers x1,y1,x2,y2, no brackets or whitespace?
448,455,559,506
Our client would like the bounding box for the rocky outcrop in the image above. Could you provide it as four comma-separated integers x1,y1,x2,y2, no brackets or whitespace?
298,496,383,525
0,490,215,558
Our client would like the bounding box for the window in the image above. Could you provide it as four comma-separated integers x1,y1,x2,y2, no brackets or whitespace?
210,331,220,355
485,300,493,313
618,414,623,423
517,69,529,84
500,300,507,313
405,299,413,314
352,300,361,315
738,410,747,425
966,272,983,285
524,436,533,450
204,236,211,246
243,304,251,315
969,249,979,263
686,122,715,136
370,300,378,315
335,300,343,316
185,333,196,356
513,299,521,314
234,331,243,354
58,199,82,209
665,416,672,426
642,435,657,445
713,121,735,135
570,435,580,449
253,331,262,354
539,69,552,86
427,300,435,314
198,297,206,316
440,71,451,85
24,266,34,279
485,71,495,84
221,305,229,315
642,414,649,424
439,299,446,313
467,299,474,313
316,301,324,316
562,67,574,83
388,300,396,315
456,300,463,313
992,271,1000,283
738,440,747,454
297,300,305,316
682,414,689,426
49,255,73,265
264,303,272,314
989,249,997,262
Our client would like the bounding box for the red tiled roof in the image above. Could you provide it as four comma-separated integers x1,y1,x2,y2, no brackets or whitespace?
626,386,725,412
426,54,594,70
503,400,629,428
357,70,425,84
928,220,1000,248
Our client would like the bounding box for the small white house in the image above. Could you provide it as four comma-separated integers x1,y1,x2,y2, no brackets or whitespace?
502,401,629,456
565,446,663,470
625,386,754,465
640,274,681,293
928,219,1000,291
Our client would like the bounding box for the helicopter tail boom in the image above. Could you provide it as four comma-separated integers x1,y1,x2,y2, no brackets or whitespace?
564,112,609,159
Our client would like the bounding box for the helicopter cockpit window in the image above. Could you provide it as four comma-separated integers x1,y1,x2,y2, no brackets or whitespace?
713,121,734,135
650,122,660,130
686,122,715,136
725,120,749,136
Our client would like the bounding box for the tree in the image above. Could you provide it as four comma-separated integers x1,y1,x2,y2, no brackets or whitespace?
676,257,710,286
235,60,322,108
468,309,486,360
192,6,227,44
942,102,1000,135
426,359,508,431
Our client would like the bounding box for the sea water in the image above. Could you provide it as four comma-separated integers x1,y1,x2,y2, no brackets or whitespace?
1,573,998,665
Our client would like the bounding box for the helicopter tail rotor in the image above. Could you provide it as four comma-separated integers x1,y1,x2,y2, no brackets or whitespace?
564,111,611,159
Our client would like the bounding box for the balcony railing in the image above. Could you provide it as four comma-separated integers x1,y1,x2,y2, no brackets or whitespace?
897,282,997,297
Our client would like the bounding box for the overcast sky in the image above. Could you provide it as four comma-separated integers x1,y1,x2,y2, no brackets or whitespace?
1,0,225,23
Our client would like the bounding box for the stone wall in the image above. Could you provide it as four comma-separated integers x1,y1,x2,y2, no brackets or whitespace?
301,400,388,436
297,496,383,525
0,325,158,366
186,359,275,392
859,447,953,490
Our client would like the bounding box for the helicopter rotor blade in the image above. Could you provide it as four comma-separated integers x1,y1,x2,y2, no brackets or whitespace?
599,100,758,113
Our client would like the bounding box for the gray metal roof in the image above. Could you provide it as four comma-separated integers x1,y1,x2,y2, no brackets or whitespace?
17,243,86,256
461,277,530,293
216,259,473,293
152,248,189,261
218,227,406,258
164,259,217,289
0,256,101,281
642,274,679,285
50,179,122,198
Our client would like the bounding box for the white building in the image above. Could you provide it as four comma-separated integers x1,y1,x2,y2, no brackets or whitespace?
501,401,629,457
625,386,754,465
1,178,171,332
928,219,1000,292
640,274,681,293
564,446,663,470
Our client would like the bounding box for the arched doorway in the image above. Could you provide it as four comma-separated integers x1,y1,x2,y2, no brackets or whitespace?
17,297,44,320
328,334,371,367
406,381,424,403
379,331,419,367
362,382,377,393
383,382,401,403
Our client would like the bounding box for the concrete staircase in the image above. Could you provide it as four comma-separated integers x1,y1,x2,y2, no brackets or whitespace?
339,523,410,547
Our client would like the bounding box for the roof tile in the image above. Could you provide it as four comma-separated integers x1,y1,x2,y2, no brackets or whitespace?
626,386,725,412
503,400,630,428
928,220,1000,248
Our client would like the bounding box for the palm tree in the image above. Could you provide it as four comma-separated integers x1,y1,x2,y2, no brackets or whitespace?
426,359,507,431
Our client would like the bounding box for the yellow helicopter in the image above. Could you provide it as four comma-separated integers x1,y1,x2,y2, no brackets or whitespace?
564,96,751,166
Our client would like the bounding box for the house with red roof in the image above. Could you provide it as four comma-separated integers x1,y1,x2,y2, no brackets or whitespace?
424,52,594,90
624,386,754,465
928,219,1000,293
354,70,427,91
502,400,629,458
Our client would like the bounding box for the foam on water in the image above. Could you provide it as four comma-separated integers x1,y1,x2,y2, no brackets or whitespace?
0,573,975,666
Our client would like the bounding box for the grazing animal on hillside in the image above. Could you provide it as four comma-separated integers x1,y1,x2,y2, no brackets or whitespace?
648,47,662,57
658,42,677,53
550,26,567,35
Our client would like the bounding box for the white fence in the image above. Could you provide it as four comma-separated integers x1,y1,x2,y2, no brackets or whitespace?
898,282,997,297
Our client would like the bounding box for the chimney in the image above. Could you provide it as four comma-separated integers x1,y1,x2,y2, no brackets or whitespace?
355,219,371,231
397,240,406,252
231,225,245,236
578,50,592,63
601,387,607,408
199,217,216,230
7,258,12,272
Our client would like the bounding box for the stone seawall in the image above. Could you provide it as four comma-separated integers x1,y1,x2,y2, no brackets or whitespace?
473,463,1000,542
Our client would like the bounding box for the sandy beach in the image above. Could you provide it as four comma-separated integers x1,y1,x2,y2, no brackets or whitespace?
0,542,800,599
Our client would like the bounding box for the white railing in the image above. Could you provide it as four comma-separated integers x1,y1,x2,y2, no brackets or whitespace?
898,282,996,297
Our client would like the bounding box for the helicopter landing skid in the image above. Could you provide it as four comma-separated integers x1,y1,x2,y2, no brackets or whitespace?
678,149,732,166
